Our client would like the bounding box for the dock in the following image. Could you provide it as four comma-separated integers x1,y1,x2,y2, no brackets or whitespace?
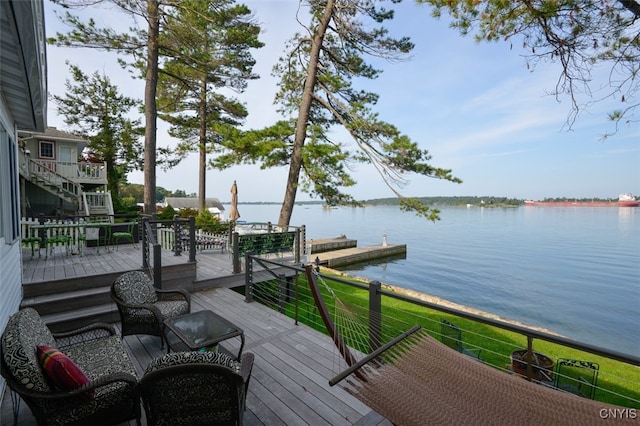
310,237,406,268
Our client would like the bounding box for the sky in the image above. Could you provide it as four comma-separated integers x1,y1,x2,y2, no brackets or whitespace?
43,0,640,203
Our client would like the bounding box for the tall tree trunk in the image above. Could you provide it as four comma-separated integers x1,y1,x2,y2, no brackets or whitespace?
278,0,335,227
143,0,160,214
198,76,207,212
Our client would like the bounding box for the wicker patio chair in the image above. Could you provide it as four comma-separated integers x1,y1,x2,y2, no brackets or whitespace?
111,271,191,347
0,308,140,426
138,351,254,426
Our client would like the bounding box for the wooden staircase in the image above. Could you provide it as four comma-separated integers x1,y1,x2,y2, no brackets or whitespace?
22,156,81,206
20,271,129,332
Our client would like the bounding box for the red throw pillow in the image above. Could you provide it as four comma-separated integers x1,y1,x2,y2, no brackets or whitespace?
36,345,90,392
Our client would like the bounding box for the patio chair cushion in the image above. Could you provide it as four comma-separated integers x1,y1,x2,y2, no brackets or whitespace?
1,307,55,392
145,351,240,375
1,308,141,426
36,345,90,392
125,300,190,326
112,270,158,304
155,300,190,319
140,351,247,425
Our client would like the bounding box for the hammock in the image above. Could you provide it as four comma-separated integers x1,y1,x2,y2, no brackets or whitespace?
304,266,636,426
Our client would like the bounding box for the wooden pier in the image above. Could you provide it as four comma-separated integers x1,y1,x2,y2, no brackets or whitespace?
310,238,406,268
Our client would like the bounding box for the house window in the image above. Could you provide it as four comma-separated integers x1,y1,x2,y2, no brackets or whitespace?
0,128,21,241
39,140,55,159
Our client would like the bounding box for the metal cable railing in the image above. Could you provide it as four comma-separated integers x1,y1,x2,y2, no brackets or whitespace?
243,255,640,409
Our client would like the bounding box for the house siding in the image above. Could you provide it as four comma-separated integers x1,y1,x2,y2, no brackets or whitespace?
0,238,22,332
0,96,24,398
0,0,46,397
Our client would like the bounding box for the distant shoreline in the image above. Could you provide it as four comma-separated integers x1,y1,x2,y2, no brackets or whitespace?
229,195,636,207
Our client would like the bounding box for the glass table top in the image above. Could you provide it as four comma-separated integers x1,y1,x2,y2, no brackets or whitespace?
164,310,244,355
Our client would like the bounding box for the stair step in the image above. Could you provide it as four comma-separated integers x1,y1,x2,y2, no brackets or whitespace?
21,286,112,316
42,303,119,333
23,271,125,297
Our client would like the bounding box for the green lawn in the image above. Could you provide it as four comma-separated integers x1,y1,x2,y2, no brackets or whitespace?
247,271,640,409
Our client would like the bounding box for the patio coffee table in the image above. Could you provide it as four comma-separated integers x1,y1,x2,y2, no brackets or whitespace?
163,310,245,359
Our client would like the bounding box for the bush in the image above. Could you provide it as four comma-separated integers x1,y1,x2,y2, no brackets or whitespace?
196,210,227,234
179,207,199,218
157,204,177,221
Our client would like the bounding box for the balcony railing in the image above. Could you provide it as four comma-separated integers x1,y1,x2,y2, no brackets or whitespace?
243,255,640,409
19,150,107,183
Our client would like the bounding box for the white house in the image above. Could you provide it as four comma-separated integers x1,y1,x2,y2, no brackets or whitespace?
18,126,112,218
0,0,47,392
164,197,226,220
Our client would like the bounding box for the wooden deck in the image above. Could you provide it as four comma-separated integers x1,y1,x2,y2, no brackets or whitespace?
5,244,391,425
2,286,390,425
21,243,234,285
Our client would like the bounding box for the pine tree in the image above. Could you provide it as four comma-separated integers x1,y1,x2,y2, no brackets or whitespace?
52,63,143,206
156,0,263,212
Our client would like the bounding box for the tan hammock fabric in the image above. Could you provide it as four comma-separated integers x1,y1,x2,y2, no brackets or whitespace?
342,332,638,425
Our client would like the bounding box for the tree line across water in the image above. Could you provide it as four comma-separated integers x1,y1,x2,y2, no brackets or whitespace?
362,196,523,207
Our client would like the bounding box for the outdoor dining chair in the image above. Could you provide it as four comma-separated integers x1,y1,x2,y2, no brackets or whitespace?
44,232,72,259
112,221,137,250
440,318,482,360
553,358,599,399
78,224,110,254
22,235,42,258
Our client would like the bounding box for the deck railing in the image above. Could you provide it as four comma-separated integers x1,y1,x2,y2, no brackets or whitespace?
156,220,306,273
140,216,164,288
243,255,640,409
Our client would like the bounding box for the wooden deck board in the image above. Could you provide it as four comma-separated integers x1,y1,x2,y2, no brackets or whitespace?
20,244,233,284
2,285,390,425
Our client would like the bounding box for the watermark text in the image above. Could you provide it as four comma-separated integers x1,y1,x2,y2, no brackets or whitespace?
599,408,637,420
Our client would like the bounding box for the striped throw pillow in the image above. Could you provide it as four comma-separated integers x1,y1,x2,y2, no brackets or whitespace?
36,345,90,392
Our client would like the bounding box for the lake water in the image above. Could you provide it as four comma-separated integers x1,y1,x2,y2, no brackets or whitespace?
236,203,640,356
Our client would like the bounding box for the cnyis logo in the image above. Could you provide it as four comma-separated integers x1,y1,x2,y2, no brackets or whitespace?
599,408,637,420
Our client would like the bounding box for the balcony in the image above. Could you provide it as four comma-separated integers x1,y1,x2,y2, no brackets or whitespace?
19,151,107,186
3,235,639,424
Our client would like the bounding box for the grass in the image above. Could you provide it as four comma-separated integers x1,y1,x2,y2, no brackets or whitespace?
246,270,640,409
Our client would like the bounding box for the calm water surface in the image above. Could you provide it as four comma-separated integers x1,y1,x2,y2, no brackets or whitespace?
237,204,640,356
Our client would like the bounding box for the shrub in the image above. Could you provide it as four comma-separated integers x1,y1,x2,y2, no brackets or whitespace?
196,210,227,234
157,205,177,220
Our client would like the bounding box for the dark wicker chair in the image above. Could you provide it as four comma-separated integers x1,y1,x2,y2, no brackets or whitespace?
111,271,191,347
0,308,140,426
138,351,255,426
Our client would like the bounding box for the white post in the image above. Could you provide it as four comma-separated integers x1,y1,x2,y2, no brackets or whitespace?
306,241,313,263
382,233,388,246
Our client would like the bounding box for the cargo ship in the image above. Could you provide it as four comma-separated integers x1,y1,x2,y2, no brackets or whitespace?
524,193,639,207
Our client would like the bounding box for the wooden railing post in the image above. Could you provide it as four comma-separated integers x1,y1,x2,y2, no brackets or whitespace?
369,281,382,353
